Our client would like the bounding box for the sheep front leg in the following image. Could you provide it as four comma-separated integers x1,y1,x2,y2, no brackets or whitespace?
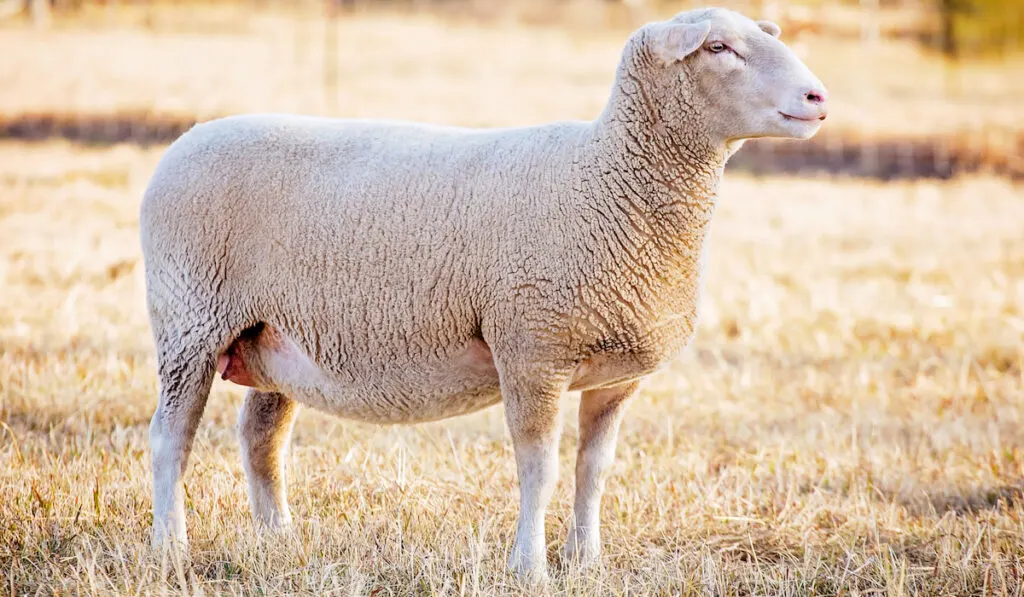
502,376,565,581
563,380,639,565
238,390,299,528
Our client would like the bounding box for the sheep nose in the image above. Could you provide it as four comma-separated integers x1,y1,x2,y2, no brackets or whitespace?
803,87,828,120
804,88,828,104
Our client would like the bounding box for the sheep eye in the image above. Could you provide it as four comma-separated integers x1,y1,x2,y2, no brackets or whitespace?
707,42,728,53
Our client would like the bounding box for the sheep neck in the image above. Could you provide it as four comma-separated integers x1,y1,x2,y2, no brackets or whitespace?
579,69,729,277
590,59,727,214
588,110,724,220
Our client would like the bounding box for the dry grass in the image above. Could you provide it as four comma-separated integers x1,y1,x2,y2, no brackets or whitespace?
2,5,1024,596
1,142,1022,595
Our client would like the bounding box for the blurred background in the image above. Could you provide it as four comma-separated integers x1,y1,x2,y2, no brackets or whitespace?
1,0,1023,594
0,0,1021,179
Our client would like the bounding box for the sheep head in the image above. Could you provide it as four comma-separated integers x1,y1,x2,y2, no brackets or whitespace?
630,7,828,146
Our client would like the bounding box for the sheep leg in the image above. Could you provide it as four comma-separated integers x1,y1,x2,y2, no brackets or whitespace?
563,380,639,565
503,377,564,581
238,390,299,528
150,349,216,549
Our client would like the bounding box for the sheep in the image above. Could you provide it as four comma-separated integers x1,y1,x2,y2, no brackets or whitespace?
140,6,828,579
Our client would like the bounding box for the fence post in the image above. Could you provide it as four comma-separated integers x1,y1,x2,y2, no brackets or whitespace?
324,0,340,116
860,0,880,45
30,0,50,28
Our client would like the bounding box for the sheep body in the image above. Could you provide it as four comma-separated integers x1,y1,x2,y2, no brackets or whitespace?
142,114,707,422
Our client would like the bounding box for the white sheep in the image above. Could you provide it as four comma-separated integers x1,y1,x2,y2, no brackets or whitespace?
140,7,828,579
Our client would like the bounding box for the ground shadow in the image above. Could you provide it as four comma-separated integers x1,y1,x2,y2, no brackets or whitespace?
0,112,194,147
735,134,1023,181
900,484,1024,516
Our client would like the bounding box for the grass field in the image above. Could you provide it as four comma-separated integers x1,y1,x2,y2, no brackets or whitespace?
1,5,1023,596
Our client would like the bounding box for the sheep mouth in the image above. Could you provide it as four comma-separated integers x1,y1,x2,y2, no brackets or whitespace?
780,112,826,123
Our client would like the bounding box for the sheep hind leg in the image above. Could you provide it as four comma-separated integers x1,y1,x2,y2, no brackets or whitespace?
238,389,299,529
150,345,218,549
563,380,639,566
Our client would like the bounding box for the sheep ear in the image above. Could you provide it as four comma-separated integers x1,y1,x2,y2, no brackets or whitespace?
758,20,782,38
649,21,711,64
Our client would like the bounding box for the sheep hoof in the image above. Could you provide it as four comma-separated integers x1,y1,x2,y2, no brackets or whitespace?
508,552,549,585
151,529,189,558
562,541,601,568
